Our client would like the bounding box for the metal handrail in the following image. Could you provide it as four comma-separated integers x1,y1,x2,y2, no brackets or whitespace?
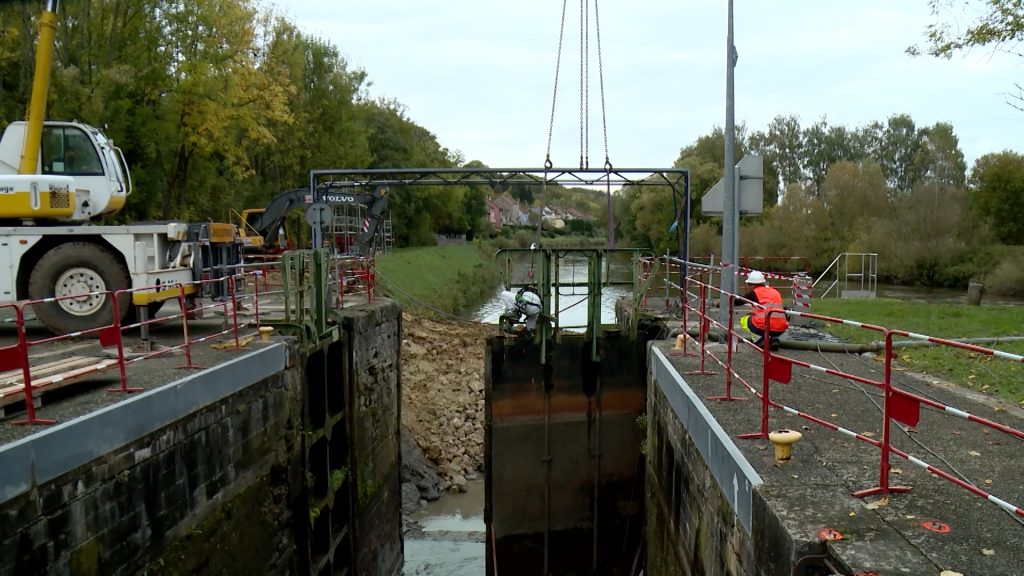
813,253,878,299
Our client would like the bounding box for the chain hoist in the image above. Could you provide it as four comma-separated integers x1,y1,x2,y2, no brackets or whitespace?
545,0,611,171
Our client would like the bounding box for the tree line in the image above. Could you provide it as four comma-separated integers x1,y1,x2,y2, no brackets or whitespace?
611,114,1023,293
0,0,485,247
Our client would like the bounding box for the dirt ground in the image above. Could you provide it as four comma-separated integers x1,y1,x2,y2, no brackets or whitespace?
400,312,497,491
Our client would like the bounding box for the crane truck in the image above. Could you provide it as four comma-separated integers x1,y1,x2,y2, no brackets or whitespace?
0,1,239,334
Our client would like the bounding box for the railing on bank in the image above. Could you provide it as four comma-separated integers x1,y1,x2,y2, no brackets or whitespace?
814,252,878,299
636,256,813,322
654,259,1024,520
1,250,375,426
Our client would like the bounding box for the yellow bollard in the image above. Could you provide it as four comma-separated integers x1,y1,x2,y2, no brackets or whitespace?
768,429,803,463
259,326,274,342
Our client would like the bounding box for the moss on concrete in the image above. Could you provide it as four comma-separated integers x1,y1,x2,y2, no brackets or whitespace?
144,472,293,576
69,537,100,576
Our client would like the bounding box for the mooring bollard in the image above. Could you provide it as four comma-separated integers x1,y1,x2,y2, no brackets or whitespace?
967,281,984,306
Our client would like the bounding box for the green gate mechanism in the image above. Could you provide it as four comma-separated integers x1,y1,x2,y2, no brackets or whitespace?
495,247,653,363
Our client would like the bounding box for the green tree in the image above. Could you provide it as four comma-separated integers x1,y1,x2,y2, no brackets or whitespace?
749,114,802,195
819,160,889,250
630,186,676,254
914,122,967,189
362,98,460,245
244,18,372,202
801,119,864,195
970,151,1024,244
742,183,831,270
911,0,1024,110
151,0,293,218
0,5,37,127
876,114,922,195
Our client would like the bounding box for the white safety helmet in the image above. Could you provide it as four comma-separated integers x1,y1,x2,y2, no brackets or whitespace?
745,270,766,285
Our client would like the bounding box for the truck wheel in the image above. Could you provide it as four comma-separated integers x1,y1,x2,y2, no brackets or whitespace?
28,243,131,334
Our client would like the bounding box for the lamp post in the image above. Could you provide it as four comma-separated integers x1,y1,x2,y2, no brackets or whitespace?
721,0,739,330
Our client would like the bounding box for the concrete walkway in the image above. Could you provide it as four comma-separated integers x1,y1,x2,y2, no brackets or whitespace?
657,339,1024,575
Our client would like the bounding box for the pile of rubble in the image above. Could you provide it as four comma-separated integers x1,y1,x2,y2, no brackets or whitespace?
399,312,494,499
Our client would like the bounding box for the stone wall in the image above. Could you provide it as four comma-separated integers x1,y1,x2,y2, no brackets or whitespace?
337,299,403,576
0,345,301,576
646,347,798,576
0,298,406,576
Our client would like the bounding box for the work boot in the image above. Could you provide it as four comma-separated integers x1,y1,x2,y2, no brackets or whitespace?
752,337,764,349
769,340,780,352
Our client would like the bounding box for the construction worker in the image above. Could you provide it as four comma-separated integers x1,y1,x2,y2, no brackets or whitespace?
499,286,542,336
735,270,788,350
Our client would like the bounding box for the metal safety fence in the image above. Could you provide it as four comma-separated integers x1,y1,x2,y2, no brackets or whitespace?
661,261,1024,520
0,251,375,426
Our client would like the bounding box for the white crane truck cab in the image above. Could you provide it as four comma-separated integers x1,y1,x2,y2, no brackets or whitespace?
0,1,240,335
0,120,130,221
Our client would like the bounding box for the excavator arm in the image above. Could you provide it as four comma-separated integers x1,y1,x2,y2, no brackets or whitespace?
246,184,389,255
354,185,389,256
249,187,311,248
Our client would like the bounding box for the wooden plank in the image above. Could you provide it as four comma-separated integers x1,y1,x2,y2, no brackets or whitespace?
0,357,120,409
0,356,100,387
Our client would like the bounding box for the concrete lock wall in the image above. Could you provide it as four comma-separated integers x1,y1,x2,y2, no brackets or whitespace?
337,300,403,576
644,348,798,576
0,344,302,576
0,298,404,576
485,329,647,576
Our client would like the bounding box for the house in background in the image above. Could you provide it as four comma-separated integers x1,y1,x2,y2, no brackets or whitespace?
485,197,502,229
495,193,522,226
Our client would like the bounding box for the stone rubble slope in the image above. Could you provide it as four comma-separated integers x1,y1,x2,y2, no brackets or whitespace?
400,312,496,494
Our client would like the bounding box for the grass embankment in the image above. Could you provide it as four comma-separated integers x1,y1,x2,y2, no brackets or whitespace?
375,243,501,318
812,299,1024,404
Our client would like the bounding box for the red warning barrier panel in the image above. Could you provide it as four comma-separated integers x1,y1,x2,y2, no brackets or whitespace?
12,291,129,424
0,303,47,425
333,255,375,309
0,273,269,426
851,329,1024,518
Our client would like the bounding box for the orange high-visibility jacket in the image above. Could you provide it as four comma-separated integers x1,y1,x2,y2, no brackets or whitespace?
751,285,788,332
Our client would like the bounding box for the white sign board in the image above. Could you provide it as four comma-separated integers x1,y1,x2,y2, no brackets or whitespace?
701,155,764,216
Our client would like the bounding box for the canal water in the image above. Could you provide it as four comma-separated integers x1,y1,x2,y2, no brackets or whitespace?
875,283,1024,305
403,480,485,575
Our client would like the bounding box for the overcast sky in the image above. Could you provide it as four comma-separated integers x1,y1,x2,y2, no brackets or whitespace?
268,1,1019,173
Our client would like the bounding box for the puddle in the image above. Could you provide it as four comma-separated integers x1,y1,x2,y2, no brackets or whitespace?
403,539,483,576
419,513,485,533
404,479,486,575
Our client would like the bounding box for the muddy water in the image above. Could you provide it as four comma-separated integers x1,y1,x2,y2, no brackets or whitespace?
403,480,485,575
875,283,1024,305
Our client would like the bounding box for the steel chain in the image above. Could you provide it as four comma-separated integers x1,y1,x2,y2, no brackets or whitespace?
545,0,570,166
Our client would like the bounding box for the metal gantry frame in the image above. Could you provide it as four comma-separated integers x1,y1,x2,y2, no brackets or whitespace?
307,166,691,293
308,166,689,190
306,167,689,360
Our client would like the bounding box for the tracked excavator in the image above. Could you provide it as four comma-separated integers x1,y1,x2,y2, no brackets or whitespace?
0,1,240,334
239,185,389,256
